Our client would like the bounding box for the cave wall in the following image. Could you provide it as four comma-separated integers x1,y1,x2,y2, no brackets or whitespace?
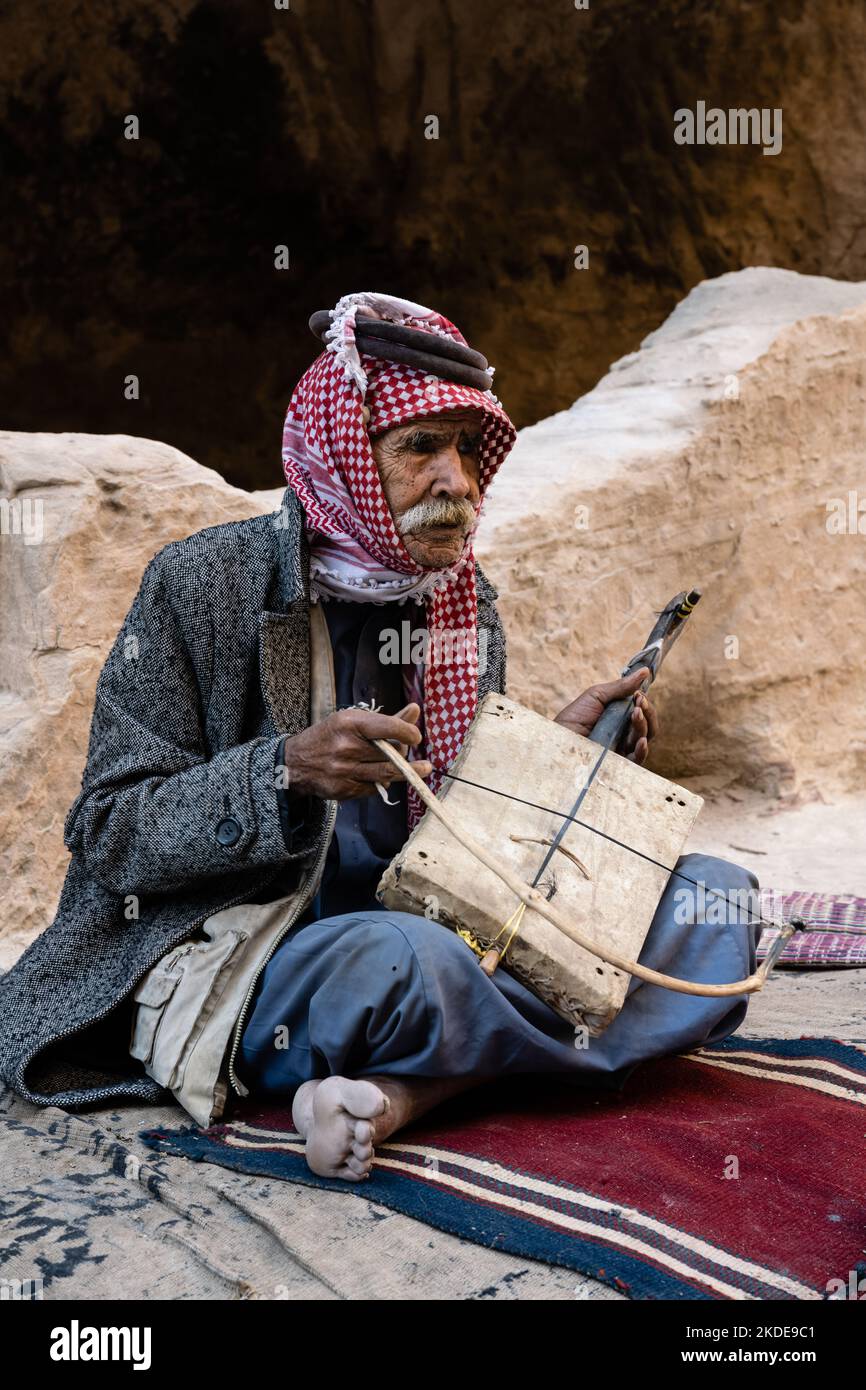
3,0,866,488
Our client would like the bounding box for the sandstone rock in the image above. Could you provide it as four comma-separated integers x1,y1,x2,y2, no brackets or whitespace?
476,266,866,804
0,432,281,966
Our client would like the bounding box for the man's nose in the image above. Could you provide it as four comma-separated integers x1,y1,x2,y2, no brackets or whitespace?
429,444,474,498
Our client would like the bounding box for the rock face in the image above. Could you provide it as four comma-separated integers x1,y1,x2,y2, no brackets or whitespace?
5,2,866,483
2,267,866,960
0,432,282,966
476,266,866,802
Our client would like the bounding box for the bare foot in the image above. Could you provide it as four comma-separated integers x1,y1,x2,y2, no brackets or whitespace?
292,1072,486,1182
292,1076,391,1182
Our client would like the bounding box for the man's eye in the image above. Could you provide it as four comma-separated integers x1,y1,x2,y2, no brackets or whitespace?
459,434,482,456
406,433,437,453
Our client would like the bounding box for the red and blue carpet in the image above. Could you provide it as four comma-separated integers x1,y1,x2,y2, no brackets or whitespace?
140,1036,866,1301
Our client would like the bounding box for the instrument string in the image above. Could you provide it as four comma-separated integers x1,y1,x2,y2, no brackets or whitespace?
529,741,612,890
428,763,787,937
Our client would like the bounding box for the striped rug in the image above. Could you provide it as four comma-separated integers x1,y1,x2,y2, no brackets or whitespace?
140,1036,866,1301
758,890,866,967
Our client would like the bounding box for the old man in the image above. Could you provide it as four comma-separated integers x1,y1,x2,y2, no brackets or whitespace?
0,292,759,1183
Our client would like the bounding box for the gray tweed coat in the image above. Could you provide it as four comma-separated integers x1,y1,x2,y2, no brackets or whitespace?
0,487,506,1110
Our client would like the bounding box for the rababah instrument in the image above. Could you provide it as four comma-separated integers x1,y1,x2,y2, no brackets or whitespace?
374,591,803,1037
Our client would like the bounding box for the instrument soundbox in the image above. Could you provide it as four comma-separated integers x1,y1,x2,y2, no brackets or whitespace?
375,590,797,1034
377,691,702,1034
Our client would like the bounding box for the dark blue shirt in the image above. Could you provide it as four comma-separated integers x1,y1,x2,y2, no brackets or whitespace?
275,599,424,919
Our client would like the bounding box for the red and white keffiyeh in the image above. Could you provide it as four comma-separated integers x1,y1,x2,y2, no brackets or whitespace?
281,292,517,825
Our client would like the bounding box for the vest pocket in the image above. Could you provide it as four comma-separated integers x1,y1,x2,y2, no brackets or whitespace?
129,951,190,1067
126,887,311,1127
129,931,244,1088
162,928,247,1091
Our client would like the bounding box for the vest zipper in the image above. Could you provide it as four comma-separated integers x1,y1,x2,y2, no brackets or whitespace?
226,797,338,1097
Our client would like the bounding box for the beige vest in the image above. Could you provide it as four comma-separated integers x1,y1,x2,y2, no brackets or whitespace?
128,603,338,1127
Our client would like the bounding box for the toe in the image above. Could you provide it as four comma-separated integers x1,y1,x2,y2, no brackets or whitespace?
346,1078,390,1118
352,1138,373,1161
339,1161,371,1182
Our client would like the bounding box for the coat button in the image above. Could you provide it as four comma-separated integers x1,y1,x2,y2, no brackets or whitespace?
215,817,242,846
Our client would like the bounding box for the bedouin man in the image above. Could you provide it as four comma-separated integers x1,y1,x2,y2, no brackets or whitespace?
0,292,760,1182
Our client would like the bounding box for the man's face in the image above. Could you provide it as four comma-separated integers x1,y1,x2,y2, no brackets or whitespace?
369,407,484,568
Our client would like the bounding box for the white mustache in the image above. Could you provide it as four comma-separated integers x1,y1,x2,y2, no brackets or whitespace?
397,498,477,535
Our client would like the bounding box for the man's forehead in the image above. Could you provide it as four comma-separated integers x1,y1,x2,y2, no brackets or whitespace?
384,408,484,432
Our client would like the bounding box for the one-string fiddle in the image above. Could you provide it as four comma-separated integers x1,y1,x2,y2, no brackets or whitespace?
472,590,704,976
371,589,806,998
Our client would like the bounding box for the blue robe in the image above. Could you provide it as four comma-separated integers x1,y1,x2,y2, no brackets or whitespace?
238,602,761,1097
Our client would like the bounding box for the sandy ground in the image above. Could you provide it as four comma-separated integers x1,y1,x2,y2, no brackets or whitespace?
691,790,866,896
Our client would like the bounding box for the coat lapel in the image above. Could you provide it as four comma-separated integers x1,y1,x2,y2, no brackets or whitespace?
258,607,311,739
257,488,313,739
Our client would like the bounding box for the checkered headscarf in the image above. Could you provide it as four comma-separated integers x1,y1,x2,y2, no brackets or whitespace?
281,292,517,824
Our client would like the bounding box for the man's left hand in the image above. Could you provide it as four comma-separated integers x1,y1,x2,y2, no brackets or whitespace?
553,666,659,765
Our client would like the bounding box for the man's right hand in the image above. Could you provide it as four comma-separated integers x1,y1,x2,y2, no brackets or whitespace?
280,703,432,800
